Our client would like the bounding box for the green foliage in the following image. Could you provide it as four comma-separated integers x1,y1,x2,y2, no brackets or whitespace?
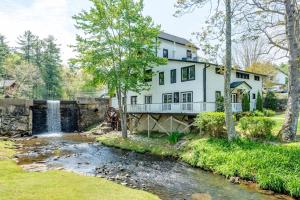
195,112,226,138
263,109,276,117
73,0,167,136
181,138,300,197
239,116,276,139
0,34,10,72
242,93,250,112
256,91,263,111
215,95,224,112
253,110,264,117
264,91,277,111
167,131,184,144
234,111,253,121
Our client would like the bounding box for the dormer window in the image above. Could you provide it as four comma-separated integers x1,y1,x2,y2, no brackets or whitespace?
236,72,249,79
163,49,168,58
187,50,192,59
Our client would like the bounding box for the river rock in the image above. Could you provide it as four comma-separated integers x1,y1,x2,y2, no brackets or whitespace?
229,176,241,184
191,193,212,200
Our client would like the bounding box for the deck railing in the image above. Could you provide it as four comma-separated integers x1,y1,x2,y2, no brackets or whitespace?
127,102,253,114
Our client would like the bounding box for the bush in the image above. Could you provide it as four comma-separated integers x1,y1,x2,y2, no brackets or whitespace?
167,131,184,144
239,116,276,139
253,110,264,117
256,92,263,111
195,112,226,137
264,91,277,111
242,93,250,112
234,112,253,121
215,96,224,112
263,109,276,117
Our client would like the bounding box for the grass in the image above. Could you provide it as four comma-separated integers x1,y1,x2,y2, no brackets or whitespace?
97,133,300,198
0,140,160,200
271,112,300,135
97,132,178,157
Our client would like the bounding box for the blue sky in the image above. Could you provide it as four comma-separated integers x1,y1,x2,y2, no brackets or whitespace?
0,0,207,64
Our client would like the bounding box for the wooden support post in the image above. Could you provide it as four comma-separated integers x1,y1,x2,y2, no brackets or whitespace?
147,114,150,138
170,115,173,133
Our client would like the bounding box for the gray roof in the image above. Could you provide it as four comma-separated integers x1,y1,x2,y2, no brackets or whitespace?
158,32,199,49
0,80,16,88
230,81,252,89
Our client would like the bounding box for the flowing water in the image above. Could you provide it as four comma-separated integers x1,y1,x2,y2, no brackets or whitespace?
16,134,294,200
45,100,61,136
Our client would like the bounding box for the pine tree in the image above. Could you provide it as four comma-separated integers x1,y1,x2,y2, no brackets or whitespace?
242,93,250,112
42,36,62,99
256,91,263,111
17,30,38,63
0,34,10,74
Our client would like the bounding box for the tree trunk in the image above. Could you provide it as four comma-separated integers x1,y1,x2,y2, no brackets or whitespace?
224,0,237,141
116,86,128,138
279,0,300,141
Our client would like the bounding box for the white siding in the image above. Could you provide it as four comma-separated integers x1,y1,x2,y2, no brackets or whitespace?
157,40,197,60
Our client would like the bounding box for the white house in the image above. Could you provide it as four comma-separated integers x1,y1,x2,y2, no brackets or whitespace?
111,32,264,133
269,68,288,93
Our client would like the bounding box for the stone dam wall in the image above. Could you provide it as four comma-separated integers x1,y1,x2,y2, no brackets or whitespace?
0,99,33,137
0,98,109,137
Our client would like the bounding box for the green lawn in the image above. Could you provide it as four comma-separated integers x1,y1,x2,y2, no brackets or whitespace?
270,112,300,135
98,133,300,198
0,140,160,200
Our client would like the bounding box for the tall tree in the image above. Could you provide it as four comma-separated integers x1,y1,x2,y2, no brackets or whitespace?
42,36,62,99
280,0,300,141
243,0,300,141
175,0,242,140
3,53,44,98
0,34,10,70
73,0,166,138
17,30,38,63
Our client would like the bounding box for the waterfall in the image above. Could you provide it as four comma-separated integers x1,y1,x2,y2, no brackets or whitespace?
46,100,62,134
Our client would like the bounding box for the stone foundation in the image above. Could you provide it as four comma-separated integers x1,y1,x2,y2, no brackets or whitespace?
0,99,33,137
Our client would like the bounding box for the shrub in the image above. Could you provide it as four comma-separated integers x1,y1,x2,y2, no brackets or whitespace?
263,109,276,117
167,131,184,144
215,96,224,112
195,112,226,137
253,110,264,117
256,92,263,111
242,93,250,112
234,112,253,121
264,91,277,111
239,116,276,139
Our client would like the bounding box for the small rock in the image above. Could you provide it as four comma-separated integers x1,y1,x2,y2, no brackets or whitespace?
121,182,128,186
191,193,212,200
229,176,240,184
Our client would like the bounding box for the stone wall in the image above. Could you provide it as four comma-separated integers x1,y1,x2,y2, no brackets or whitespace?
60,101,79,132
77,98,109,131
32,101,47,134
0,99,33,137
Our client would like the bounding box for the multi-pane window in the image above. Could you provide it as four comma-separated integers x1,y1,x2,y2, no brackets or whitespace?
181,65,195,82
254,75,260,81
187,50,192,59
163,49,168,58
159,72,164,85
145,96,152,104
173,92,179,103
170,69,176,84
130,96,137,105
236,72,250,79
